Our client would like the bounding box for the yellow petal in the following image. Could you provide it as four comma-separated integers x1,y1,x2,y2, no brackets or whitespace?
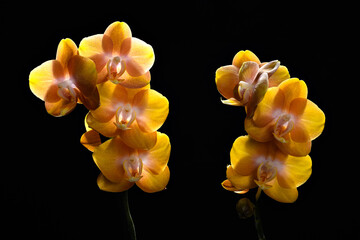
97,173,134,192
138,132,170,174
226,165,257,190
133,89,169,133
136,166,170,193
268,65,290,87
103,21,132,55
230,136,266,176
117,71,151,89
278,78,308,110
56,38,78,69
277,155,312,189
29,60,64,101
263,178,298,203
125,37,155,77
215,65,239,99
119,121,157,150
290,98,325,141
93,137,130,182
232,50,260,68
80,129,101,152
86,113,120,137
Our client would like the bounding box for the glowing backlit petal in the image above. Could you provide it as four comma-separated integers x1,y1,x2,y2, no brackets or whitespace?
232,50,261,68
125,37,155,77
97,173,134,192
119,121,157,150
215,65,239,99
277,155,312,189
103,21,132,55
268,65,290,87
263,177,299,203
56,38,78,70
136,166,170,193
133,89,169,133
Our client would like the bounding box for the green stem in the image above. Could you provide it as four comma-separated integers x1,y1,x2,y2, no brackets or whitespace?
254,188,266,240
120,190,137,240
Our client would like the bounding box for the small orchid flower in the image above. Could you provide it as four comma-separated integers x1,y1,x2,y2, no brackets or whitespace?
245,78,325,156
215,50,290,117
222,136,312,203
79,21,154,88
93,132,170,193
29,38,99,116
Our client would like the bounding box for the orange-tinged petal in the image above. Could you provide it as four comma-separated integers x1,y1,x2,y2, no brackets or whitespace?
45,98,76,117
290,98,325,141
232,50,260,68
275,135,312,157
86,113,120,137
136,166,170,193
263,178,298,203
29,60,64,101
125,37,155,77
119,121,157,150
93,136,131,183
226,165,257,190
244,118,275,142
215,65,239,99
268,65,290,87
117,71,151,89
251,87,284,127
56,38,78,69
80,129,101,152
103,21,132,55
138,132,170,174
133,89,169,133
277,155,312,189
97,173,134,192
278,78,307,110
230,136,266,176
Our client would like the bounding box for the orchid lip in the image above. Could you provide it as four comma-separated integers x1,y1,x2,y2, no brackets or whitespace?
107,56,126,83
114,103,136,130
273,113,294,143
123,154,143,182
254,161,277,190
57,80,78,101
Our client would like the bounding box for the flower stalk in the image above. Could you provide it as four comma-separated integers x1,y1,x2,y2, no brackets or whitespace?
254,189,266,240
120,190,137,240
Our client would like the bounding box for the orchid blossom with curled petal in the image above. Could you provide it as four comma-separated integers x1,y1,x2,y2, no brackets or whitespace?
29,39,99,116
79,21,154,88
86,80,169,150
222,136,312,203
215,50,290,117
245,78,325,156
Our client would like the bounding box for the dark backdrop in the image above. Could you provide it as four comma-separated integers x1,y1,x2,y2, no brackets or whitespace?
3,1,357,239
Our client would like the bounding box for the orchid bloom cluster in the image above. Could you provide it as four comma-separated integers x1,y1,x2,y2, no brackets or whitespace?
217,50,325,203
29,22,170,193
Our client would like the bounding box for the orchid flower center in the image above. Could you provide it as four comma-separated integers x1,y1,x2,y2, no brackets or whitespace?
236,81,253,105
57,80,77,102
273,113,294,143
114,103,136,130
254,161,277,190
123,154,143,182
107,56,126,83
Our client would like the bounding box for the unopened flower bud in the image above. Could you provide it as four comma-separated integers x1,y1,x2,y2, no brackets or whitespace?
236,198,254,219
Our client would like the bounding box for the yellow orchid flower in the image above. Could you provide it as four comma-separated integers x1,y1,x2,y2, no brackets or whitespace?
86,80,169,150
222,136,312,203
29,38,100,116
215,50,290,117
245,78,325,156
79,21,154,87
93,132,170,193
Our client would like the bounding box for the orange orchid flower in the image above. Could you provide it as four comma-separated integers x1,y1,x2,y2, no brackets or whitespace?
245,78,325,156
222,136,312,203
86,80,169,150
92,132,170,193
79,21,154,88
29,38,100,116
215,50,290,117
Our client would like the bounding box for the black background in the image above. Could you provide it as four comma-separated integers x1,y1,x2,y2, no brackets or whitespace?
3,1,358,239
